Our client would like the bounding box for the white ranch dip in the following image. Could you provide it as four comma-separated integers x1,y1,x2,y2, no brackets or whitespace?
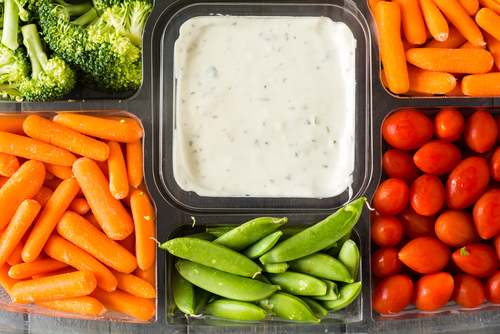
173,16,356,198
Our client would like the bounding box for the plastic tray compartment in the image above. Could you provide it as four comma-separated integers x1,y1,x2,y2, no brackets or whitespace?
371,106,500,322
0,110,157,324
155,0,373,214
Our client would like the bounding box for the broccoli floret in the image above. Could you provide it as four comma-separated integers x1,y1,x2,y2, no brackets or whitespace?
1,0,33,50
0,42,31,101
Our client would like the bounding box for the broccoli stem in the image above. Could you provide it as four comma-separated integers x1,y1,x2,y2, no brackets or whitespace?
55,0,93,17
71,7,98,26
21,24,49,77
2,0,20,51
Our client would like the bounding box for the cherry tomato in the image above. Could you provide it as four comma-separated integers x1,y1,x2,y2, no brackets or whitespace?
490,146,500,181
373,178,409,216
445,157,490,210
463,143,498,163
371,247,404,278
434,109,465,142
371,216,404,247
413,140,462,175
382,149,420,185
452,243,500,278
398,204,437,239
473,189,500,239
435,210,481,247
452,274,485,308
485,270,500,304
372,274,414,315
413,272,454,311
493,232,500,261
382,110,434,150
410,174,445,216
464,110,498,153
398,237,451,274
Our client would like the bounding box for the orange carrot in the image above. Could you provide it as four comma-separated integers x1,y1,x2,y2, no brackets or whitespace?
130,190,156,271
484,31,500,70
33,186,53,207
73,157,134,240
0,152,19,177
107,141,128,200
43,163,73,180
22,178,80,262
462,72,500,95
44,234,118,292
476,8,500,43
126,140,143,188
402,37,419,51
0,117,26,135
23,115,110,162
68,197,90,215
0,263,23,294
432,0,485,47
0,160,45,230
94,159,109,180
0,175,8,188
35,296,107,316
459,41,486,49
57,211,137,273
6,239,24,266
118,230,135,255
406,48,494,73
445,81,465,96
82,212,102,232
9,258,69,279
479,0,500,15
108,268,155,299
425,25,467,48
10,270,97,303
134,265,155,289
0,200,41,268
392,0,427,45
43,178,84,197
419,0,449,41
44,172,55,181
90,286,155,320
32,267,78,279
374,1,410,94
458,0,480,15
52,114,143,143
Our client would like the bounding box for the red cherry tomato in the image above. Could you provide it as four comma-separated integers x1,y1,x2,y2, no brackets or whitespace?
371,247,404,278
435,210,481,247
434,109,465,142
452,274,485,308
410,174,445,216
398,204,437,239
493,232,500,261
463,143,498,163
372,275,414,315
413,272,454,311
373,178,409,216
382,149,420,185
445,157,490,210
413,140,462,175
473,189,500,239
485,270,500,304
464,110,498,153
371,216,404,247
490,146,500,181
452,243,500,278
382,110,434,150
398,237,451,274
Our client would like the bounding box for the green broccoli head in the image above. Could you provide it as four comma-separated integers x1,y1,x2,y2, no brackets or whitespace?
101,0,152,45
0,43,30,101
77,57,141,92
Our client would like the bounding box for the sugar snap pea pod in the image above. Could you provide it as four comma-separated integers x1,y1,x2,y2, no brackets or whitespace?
320,281,362,312
193,286,213,314
176,260,280,302
206,227,235,237
288,253,354,283
337,239,360,280
185,232,217,241
161,238,261,277
300,297,328,318
262,262,289,273
204,299,267,321
259,198,364,264
312,280,339,301
172,265,195,315
241,231,283,259
213,217,288,251
266,272,327,296
170,298,179,316
259,292,320,322
254,273,271,284
325,230,352,257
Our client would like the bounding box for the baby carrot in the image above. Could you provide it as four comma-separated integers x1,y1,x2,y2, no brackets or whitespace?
462,72,500,95
43,163,73,180
0,200,41,268
6,239,24,266
459,41,486,49
476,8,500,43
36,296,107,317
44,172,54,181
9,270,97,303
0,175,8,188
408,65,457,94
369,0,385,11
406,48,494,73
44,234,118,292
9,258,69,279
22,178,80,262
118,230,135,255
108,268,156,299
90,286,156,320
73,157,134,241
484,31,500,70
107,141,129,200
0,117,26,135
52,114,143,143
32,267,77,279
43,178,84,197
68,197,90,215
419,0,449,41
94,159,109,180
458,0,480,15
0,160,45,230
480,0,500,15
0,263,23,294
126,139,143,188
32,186,53,208
57,211,137,273
445,81,465,96
82,212,103,231
0,152,19,177
425,25,467,48
374,2,410,94
23,115,110,162
134,265,155,289
432,0,485,47
130,190,156,270
392,0,427,45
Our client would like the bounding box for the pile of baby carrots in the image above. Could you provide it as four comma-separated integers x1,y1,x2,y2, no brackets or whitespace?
0,113,156,321
370,0,500,97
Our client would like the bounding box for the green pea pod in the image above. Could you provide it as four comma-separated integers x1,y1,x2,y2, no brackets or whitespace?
176,260,280,302
172,265,195,315
193,287,213,314
262,262,289,273
185,232,217,241
337,239,360,280
259,198,364,264
204,299,267,321
206,227,234,237
254,273,271,284
259,292,320,322
300,297,328,318
241,231,283,259
325,230,352,257
170,298,179,316
213,217,288,251
312,279,339,301
320,282,362,312
161,238,262,277
288,253,353,283
266,272,327,296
